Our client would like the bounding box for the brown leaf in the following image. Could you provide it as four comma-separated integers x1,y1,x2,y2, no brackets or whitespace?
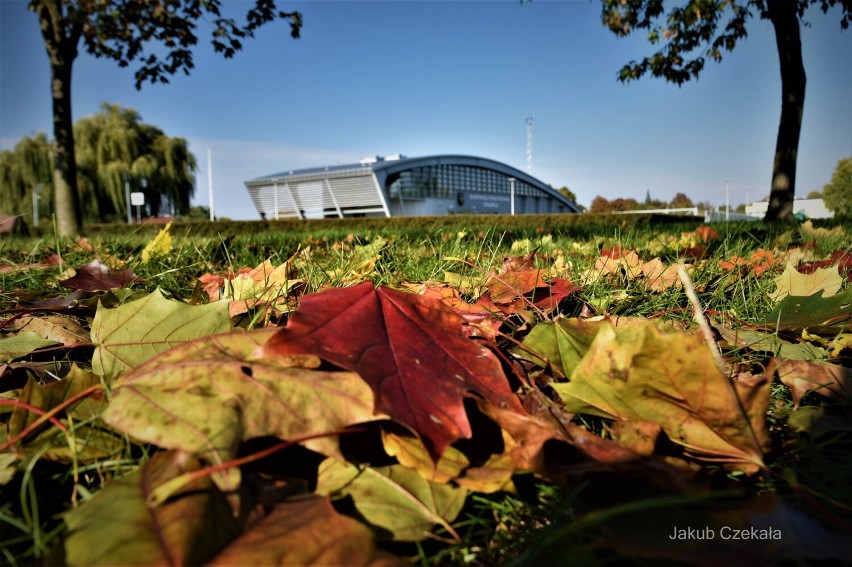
641,258,685,292
63,450,239,566
263,282,524,460
500,249,538,273
552,320,769,473
486,269,547,304
4,315,88,346
776,359,852,409
60,259,141,292
209,497,402,566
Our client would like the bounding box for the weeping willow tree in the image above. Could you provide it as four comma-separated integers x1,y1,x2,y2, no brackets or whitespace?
0,103,196,230
0,133,55,233
75,103,196,222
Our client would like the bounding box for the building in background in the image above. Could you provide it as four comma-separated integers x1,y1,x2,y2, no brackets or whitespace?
745,198,834,219
244,154,582,219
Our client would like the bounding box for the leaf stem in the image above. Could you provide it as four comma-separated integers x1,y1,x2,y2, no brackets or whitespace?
0,399,68,432
0,384,103,451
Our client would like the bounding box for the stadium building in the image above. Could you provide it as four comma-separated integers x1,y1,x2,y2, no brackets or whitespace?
244,154,582,219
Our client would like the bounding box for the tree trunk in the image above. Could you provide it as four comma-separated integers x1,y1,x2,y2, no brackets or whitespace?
50,59,82,236
34,0,83,236
764,0,806,222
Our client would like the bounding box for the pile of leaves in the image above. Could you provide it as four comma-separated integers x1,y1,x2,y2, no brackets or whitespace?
1,222,851,565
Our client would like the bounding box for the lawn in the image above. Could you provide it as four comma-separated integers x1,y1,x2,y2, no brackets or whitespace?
1,214,850,566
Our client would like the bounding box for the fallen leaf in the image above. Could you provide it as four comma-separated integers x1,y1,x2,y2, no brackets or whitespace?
59,259,140,292
63,450,239,566
0,453,17,486
91,288,231,378
517,316,648,377
500,249,537,273
104,328,382,470
714,324,826,361
552,320,768,473
4,315,88,346
0,332,60,364
486,269,547,304
208,497,402,566
315,458,468,542
263,282,524,461
640,258,687,292
786,406,852,437
581,247,643,284
382,431,470,484
141,221,173,263
760,289,851,333
531,277,581,313
768,262,842,302
776,359,852,409
798,250,852,281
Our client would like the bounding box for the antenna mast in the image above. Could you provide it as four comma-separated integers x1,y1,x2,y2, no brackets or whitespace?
525,116,534,174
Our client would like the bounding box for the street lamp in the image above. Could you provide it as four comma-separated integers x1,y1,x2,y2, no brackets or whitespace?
32,183,44,227
725,179,730,222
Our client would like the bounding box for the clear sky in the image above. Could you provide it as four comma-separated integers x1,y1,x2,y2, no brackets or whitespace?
1,0,850,220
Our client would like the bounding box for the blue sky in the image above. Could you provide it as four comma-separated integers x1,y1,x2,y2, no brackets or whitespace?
1,0,850,220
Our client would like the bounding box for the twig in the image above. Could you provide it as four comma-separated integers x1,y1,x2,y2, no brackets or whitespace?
0,384,103,451
677,262,725,374
0,399,68,432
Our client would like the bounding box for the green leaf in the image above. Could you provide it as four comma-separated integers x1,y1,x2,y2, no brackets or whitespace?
516,316,648,376
63,450,239,566
552,320,768,473
760,289,851,333
91,288,231,378
316,458,468,542
103,328,383,470
0,332,60,363
715,325,826,361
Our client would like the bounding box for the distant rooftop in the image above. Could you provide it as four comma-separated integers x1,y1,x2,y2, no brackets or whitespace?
250,154,409,182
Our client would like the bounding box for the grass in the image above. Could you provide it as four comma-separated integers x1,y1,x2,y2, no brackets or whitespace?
1,214,851,564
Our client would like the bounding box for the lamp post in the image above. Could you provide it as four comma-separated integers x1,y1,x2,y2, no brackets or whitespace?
32,183,43,227
725,179,730,222
125,174,132,224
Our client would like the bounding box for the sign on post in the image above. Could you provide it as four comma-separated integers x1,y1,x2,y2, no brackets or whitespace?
130,192,145,223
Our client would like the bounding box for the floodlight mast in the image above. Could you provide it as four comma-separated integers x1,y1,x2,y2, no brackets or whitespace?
525,116,534,174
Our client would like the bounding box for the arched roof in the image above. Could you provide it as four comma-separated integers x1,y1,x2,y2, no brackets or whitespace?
248,154,581,212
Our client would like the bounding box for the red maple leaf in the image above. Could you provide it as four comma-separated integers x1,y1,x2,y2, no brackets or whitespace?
60,259,141,292
798,251,852,281
262,282,524,460
532,277,582,313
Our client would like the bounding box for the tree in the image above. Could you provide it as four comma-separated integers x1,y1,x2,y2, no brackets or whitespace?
822,156,852,216
75,103,196,221
806,190,822,198
556,186,578,203
589,195,641,213
601,0,850,222
1,104,197,230
30,0,302,236
0,133,54,233
670,192,694,208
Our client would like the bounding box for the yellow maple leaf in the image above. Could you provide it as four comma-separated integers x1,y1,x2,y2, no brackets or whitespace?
141,222,172,263
768,262,842,303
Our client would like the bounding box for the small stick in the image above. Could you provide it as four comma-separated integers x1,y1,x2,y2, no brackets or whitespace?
677,262,725,374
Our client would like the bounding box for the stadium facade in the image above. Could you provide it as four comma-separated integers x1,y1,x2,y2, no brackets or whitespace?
244,154,581,219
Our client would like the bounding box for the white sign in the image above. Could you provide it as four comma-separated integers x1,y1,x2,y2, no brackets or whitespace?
130,192,145,206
